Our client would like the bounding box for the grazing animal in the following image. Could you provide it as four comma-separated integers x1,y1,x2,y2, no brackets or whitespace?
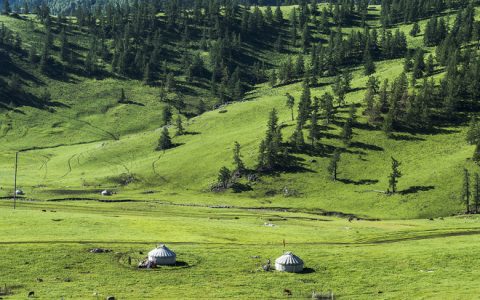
28,291,34,297
283,289,292,296
41,210,46,212
106,296,116,300
36,278,43,282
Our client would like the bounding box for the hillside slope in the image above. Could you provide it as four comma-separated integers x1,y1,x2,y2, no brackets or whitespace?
0,3,479,219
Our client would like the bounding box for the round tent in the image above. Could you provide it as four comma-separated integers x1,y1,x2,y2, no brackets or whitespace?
275,252,304,273
148,244,176,265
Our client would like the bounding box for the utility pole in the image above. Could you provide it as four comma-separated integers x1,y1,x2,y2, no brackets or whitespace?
13,152,18,209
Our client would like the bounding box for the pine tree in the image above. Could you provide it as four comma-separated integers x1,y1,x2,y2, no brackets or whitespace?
363,50,375,76
332,74,346,107
269,69,277,87
297,80,311,127
119,88,127,103
233,141,245,173
321,92,335,124
341,119,353,146
388,157,402,194
309,110,320,147
290,123,305,151
383,110,394,138
175,116,184,136
257,109,283,171
328,150,341,181
162,106,173,125
285,93,295,121
197,99,206,115
474,173,480,214
60,29,69,62
217,166,231,189
410,22,420,36
274,5,283,24
412,48,425,80
157,127,172,151
425,54,434,75
463,168,471,213
143,63,153,85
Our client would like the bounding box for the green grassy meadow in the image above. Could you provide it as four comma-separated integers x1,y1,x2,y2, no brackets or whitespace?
2,201,480,299
1,4,480,299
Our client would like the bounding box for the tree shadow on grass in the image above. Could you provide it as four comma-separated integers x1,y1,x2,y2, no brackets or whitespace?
183,131,200,136
118,100,145,106
231,182,253,193
391,134,426,141
399,186,435,195
350,141,384,152
337,178,379,186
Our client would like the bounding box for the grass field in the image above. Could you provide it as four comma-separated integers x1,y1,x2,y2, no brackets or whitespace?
1,4,480,299
2,201,480,299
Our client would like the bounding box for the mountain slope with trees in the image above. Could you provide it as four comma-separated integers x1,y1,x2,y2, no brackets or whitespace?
0,0,479,219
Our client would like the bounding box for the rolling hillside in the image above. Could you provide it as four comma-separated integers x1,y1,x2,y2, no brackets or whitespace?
0,3,479,220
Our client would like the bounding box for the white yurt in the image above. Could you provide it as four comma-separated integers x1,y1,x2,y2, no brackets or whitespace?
148,244,176,265
101,190,112,196
275,252,304,273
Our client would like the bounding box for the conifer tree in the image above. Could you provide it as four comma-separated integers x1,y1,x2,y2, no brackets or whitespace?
309,110,320,147
474,173,480,214
269,70,277,87
383,110,394,138
388,157,402,194
328,149,341,181
162,105,173,125
60,29,69,62
410,22,420,36
290,123,305,151
257,109,283,171
175,116,184,136
321,92,335,124
426,54,434,75
297,80,311,128
119,88,127,103
143,63,153,85
464,168,471,213
217,166,231,189
233,141,245,173
412,48,425,80
286,93,295,121
363,50,375,76
157,127,172,151
341,119,353,146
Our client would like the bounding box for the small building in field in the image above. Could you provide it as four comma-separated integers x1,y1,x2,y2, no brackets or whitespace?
101,190,112,196
148,244,176,265
275,252,304,273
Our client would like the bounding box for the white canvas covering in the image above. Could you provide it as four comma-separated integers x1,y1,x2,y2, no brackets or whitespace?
275,252,304,273
148,244,176,265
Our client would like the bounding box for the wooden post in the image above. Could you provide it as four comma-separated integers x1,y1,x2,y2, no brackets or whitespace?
13,152,18,209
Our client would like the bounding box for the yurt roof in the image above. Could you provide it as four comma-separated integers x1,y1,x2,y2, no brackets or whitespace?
148,244,176,258
275,252,303,265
